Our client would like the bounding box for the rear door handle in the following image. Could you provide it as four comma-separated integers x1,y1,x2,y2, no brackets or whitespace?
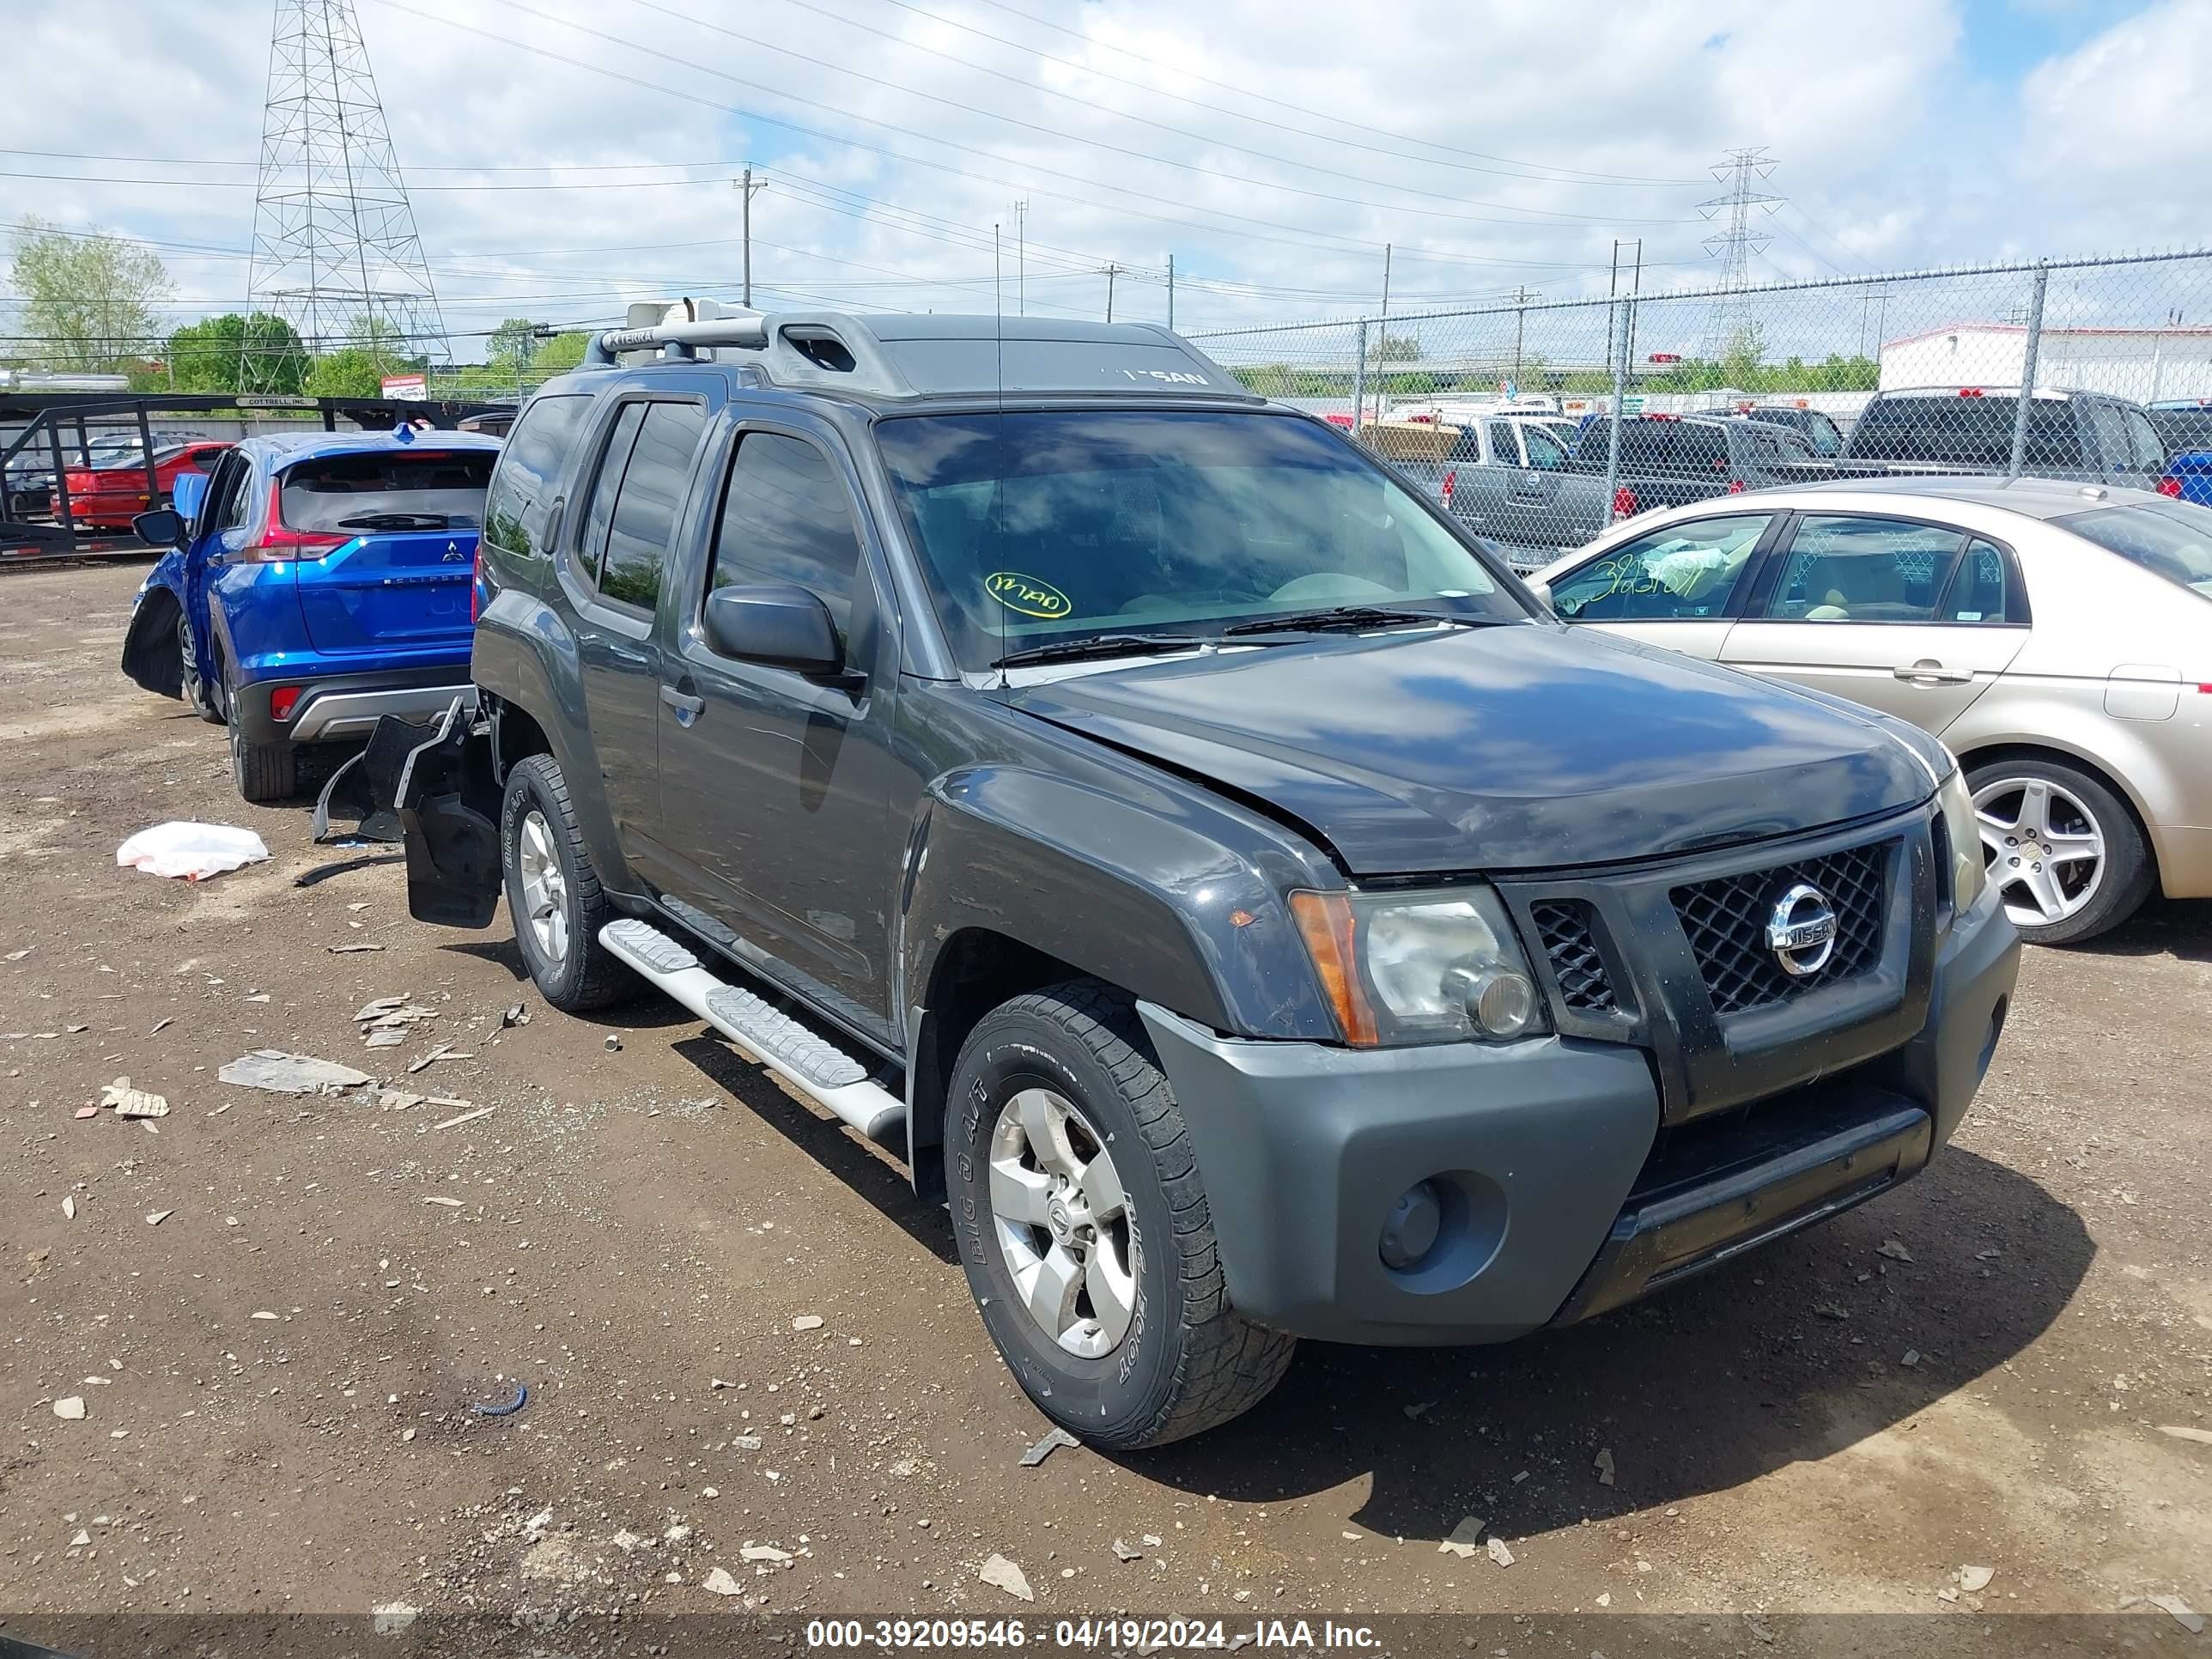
659,684,705,723
1893,659,1972,684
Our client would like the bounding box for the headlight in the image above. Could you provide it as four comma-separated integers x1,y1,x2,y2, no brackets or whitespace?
1937,766,1986,915
1290,884,1548,1046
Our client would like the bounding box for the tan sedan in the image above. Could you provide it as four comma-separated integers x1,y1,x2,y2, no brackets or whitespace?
1531,477,2212,943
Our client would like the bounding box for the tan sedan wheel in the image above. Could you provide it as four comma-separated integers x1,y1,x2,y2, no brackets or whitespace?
1968,757,2152,945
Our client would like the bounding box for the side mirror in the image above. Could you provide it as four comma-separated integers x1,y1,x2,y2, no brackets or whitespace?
703,582,842,676
1525,577,1554,613
170,469,210,525
132,507,186,549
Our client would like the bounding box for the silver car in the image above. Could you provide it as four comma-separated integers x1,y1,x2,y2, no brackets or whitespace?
1531,477,2212,944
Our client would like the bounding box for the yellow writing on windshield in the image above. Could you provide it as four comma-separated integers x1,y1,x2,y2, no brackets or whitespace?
986,571,1073,619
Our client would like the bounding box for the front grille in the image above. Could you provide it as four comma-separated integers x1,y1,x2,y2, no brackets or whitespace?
1670,841,1890,1015
1531,898,1618,1013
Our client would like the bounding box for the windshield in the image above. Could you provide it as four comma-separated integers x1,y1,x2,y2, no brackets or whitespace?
279,450,494,532
2056,501,2212,600
873,409,1522,670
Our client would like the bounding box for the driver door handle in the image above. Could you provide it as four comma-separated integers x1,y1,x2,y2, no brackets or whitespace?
659,684,705,723
1893,659,1972,684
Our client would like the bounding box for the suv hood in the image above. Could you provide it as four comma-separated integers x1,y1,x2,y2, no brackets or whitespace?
1010,624,1932,874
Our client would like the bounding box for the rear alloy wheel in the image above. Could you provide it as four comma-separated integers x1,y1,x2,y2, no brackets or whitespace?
1968,758,2151,945
498,753,634,1012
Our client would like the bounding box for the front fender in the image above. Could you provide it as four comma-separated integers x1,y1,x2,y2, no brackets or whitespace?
900,763,1340,1042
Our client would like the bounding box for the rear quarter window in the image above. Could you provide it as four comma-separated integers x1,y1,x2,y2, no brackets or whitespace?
484,393,590,559
279,450,495,533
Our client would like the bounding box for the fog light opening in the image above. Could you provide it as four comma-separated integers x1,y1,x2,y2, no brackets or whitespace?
1378,1180,1443,1273
268,685,303,723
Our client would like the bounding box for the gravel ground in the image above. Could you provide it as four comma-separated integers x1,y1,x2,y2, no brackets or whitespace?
2,561,2209,1647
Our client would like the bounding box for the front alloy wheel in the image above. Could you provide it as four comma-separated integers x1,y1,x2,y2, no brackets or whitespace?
988,1087,1136,1359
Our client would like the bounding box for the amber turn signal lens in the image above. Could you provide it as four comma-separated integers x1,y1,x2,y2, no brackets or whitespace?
1288,890,1380,1046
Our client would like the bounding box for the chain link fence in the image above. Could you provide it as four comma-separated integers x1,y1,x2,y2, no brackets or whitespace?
1192,250,2212,568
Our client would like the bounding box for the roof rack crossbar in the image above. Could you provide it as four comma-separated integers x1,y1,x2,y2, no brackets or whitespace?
585,317,770,367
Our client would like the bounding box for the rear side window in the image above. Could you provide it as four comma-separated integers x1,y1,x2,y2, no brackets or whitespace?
1936,538,2020,623
2083,400,2131,471
1847,396,2076,471
279,450,494,533
712,433,862,640
484,393,589,558
2123,406,2166,471
599,402,708,613
577,403,647,583
1761,515,1967,623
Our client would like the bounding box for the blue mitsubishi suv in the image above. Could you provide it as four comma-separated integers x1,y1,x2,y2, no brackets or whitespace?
121,427,501,802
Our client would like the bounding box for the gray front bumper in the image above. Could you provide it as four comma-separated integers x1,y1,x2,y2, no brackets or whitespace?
1138,882,2018,1346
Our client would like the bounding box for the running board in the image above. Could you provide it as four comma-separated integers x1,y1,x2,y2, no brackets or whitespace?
599,919,906,1143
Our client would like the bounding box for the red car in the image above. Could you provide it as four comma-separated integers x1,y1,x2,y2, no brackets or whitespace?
60,439,230,531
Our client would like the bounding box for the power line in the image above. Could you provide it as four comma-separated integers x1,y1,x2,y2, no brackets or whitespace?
886,0,1705,186
359,0,1680,262
623,0,1689,225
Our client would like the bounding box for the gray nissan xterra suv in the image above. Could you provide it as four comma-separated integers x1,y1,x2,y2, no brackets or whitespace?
376,312,2021,1449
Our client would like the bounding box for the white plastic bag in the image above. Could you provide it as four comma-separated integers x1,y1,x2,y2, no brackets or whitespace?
115,822,271,881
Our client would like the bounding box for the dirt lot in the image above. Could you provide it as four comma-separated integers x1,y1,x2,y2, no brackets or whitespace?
2,560,2209,1650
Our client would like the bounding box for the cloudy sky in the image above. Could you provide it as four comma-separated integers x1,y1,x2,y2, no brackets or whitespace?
2,0,2206,362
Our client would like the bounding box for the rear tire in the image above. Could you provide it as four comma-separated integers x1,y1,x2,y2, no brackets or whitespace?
1966,756,2152,945
223,655,296,805
946,980,1296,1449
499,753,633,1012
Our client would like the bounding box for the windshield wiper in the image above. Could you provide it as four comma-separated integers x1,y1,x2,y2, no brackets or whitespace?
336,511,455,531
1217,605,1495,638
990,631,1212,669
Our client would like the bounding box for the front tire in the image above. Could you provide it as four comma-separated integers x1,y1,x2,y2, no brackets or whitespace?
1967,757,2151,945
946,981,1295,1450
179,611,222,724
499,753,633,1012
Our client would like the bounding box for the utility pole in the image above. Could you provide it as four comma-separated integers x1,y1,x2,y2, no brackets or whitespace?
1509,285,1540,386
1012,200,1028,315
1697,146,1782,361
1370,243,1392,426
1103,263,1121,323
1166,254,1175,331
737,168,768,307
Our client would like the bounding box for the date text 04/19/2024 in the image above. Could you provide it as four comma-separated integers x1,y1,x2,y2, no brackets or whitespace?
804,1619,1382,1650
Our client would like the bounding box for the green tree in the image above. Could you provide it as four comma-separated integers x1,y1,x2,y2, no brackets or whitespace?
486,317,538,378
1374,331,1420,363
1719,323,1767,390
532,331,587,376
8,216,173,373
305,313,428,398
161,311,309,393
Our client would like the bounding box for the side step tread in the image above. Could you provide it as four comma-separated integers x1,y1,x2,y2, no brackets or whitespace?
705,985,869,1091
604,918,699,975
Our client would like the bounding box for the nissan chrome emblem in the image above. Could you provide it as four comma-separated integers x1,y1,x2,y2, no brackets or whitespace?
1765,882,1839,977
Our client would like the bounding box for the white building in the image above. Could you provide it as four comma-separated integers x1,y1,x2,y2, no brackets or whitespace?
1880,322,2212,404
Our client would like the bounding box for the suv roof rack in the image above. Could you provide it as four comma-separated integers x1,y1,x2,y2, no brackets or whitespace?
580,308,1259,404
